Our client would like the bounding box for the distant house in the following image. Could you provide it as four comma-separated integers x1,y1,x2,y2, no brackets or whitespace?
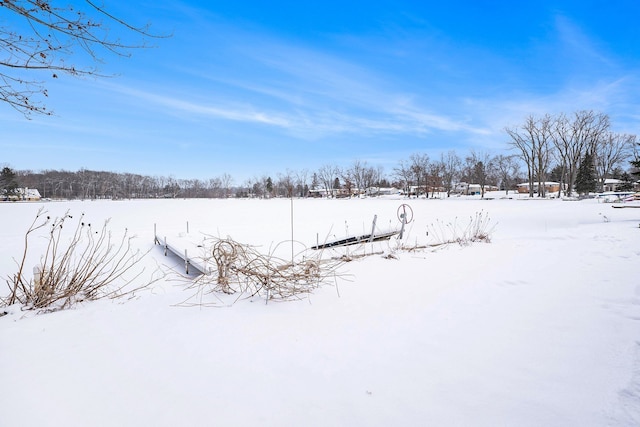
366,187,399,196
308,189,330,198
602,178,624,192
467,184,482,195
402,185,426,197
308,188,355,198
16,187,42,201
452,182,499,196
517,182,561,194
452,182,469,195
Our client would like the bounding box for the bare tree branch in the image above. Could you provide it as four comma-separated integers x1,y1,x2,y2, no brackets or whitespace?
0,0,167,116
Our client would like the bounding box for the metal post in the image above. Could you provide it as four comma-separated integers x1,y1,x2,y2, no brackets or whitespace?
368,215,378,242
290,196,294,266
399,205,407,240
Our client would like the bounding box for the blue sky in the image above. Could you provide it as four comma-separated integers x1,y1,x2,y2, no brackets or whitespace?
2,0,640,183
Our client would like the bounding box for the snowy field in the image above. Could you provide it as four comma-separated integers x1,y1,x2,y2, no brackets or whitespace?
1,195,640,426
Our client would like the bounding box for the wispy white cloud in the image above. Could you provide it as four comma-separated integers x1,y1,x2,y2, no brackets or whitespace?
553,14,615,68
106,73,488,141
107,83,291,127
154,24,488,138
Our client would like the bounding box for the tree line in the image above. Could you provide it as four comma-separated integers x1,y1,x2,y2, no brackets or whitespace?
1,110,638,200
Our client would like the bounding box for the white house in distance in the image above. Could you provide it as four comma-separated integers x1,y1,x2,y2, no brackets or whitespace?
602,178,624,192
452,182,499,196
366,187,399,196
14,187,42,201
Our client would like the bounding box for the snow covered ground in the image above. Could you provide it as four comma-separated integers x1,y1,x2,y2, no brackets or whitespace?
1,195,639,426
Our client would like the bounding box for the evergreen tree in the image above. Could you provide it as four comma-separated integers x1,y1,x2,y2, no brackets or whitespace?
575,151,596,195
265,177,273,196
548,164,564,183
0,166,19,197
331,177,341,198
311,173,320,191
618,172,634,192
630,152,640,179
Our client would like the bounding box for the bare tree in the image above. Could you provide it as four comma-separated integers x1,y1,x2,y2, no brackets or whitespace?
341,173,353,196
346,160,366,195
533,114,554,197
192,179,205,198
467,150,492,198
165,175,180,198
294,169,309,197
506,114,554,197
1,0,164,116
361,164,378,195
492,154,519,194
317,164,340,198
506,117,536,197
220,173,233,198
409,153,429,198
594,132,636,191
531,114,554,197
553,111,609,196
207,177,222,198
393,159,413,197
237,178,252,198
458,153,476,188
276,170,295,197
247,175,263,198
439,151,461,197
427,161,444,198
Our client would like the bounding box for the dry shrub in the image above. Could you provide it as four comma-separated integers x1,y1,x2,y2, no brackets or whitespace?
179,236,345,306
425,210,495,247
2,208,151,312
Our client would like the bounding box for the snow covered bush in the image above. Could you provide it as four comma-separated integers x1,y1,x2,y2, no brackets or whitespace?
2,208,151,312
